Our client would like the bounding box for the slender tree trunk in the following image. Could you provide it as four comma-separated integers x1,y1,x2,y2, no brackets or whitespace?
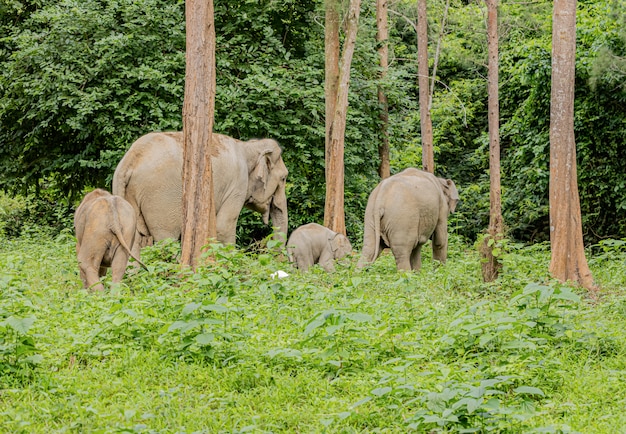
429,0,449,107
325,0,340,178
181,0,217,268
376,0,390,179
480,0,504,282
417,0,434,173
549,0,596,291
324,0,361,236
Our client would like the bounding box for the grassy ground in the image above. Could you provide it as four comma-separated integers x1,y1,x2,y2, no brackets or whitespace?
1,232,625,433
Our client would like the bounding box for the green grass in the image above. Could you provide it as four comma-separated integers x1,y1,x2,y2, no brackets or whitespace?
1,232,626,433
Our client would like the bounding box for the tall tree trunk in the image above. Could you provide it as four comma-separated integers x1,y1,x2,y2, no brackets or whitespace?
181,0,217,268
377,0,390,179
325,0,340,178
417,0,434,173
429,0,449,107
480,0,504,282
549,0,596,291
324,0,361,235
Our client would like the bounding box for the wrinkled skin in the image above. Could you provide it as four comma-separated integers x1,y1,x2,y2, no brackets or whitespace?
287,223,353,272
357,168,459,271
112,132,289,259
74,189,143,291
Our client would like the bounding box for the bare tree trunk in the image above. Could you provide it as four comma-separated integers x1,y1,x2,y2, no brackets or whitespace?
181,0,217,268
549,0,596,291
429,0,449,107
480,0,504,282
377,0,390,179
324,0,361,236
417,0,434,173
325,0,340,179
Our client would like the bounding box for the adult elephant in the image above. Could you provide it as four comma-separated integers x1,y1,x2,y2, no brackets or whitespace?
112,132,288,257
357,168,459,271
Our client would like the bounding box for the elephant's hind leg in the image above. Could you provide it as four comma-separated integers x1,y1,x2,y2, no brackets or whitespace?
410,245,423,271
391,248,412,271
110,250,131,283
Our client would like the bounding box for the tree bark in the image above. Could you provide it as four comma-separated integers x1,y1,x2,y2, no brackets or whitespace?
324,0,361,236
480,0,504,283
325,0,340,177
377,0,390,179
549,0,596,291
181,0,217,268
417,0,434,173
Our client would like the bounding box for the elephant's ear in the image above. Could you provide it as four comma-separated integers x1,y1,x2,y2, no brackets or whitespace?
252,150,273,187
438,178,460,213
329,232,347,252
250,149,274,224
329,233,340,252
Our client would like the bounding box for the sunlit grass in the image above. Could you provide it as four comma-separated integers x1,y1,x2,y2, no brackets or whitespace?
1,231,625,432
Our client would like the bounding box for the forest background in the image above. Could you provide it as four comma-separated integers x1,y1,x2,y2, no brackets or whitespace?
1,0,625,246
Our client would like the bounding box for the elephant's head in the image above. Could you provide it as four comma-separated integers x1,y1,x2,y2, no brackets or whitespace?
438,178,459,213
245,139,289,239
329,232,353,260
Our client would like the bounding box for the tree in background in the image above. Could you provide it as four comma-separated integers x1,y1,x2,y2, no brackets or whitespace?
480,0,504,282
181,0,217,268
417,0,434,173
324,0,362,235
548,0,595,291
377,0,391,179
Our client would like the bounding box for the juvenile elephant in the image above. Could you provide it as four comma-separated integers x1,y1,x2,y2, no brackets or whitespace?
74,189,145,291
112,131,289,259
357,168,459,271
287,223,353,272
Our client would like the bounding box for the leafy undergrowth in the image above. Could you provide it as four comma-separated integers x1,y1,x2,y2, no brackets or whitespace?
1,232,626,433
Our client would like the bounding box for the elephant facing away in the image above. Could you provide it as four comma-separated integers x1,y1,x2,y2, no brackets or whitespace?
287,223,353,272
112,132,289,258
74,189,145,291
357,168,459,271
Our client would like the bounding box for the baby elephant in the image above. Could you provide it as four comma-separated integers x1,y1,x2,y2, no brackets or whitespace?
74,189,145,291
287,223,352,272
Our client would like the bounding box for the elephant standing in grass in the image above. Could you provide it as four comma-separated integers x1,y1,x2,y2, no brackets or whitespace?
74,189,145,291
112,132,289,259
357,168,459,271
287,223,352,272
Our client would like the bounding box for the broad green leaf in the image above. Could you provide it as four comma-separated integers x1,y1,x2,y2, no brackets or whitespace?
371,387,392,397
195,333,215,346
513,386,545,396
6,316,35,335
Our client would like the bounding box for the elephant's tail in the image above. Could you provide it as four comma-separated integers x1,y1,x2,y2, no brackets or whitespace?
111,163,127,198
109,197,148,271
372,204,383,261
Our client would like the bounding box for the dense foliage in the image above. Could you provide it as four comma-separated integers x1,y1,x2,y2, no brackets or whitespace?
1,0,625,244
2,233,626,431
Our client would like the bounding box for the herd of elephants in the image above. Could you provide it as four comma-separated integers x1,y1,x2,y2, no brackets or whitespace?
74,131,460,291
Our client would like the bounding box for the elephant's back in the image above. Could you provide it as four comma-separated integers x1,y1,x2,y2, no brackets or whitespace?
378,173,442,245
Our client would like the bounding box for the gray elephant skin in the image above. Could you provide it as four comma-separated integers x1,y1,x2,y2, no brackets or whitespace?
287,223,353,272
74,189,144,291
112,131,289,257
357,168,459,271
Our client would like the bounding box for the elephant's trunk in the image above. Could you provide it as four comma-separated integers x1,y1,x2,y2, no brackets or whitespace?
270,186,289,242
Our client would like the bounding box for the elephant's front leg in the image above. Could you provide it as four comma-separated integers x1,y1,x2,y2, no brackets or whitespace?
318,249,336,272
216,203,242,244
432,222,449,263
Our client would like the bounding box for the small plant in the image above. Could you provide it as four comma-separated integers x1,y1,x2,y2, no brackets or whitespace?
159,296,246,363
0,312,41,385
299,308,375,376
